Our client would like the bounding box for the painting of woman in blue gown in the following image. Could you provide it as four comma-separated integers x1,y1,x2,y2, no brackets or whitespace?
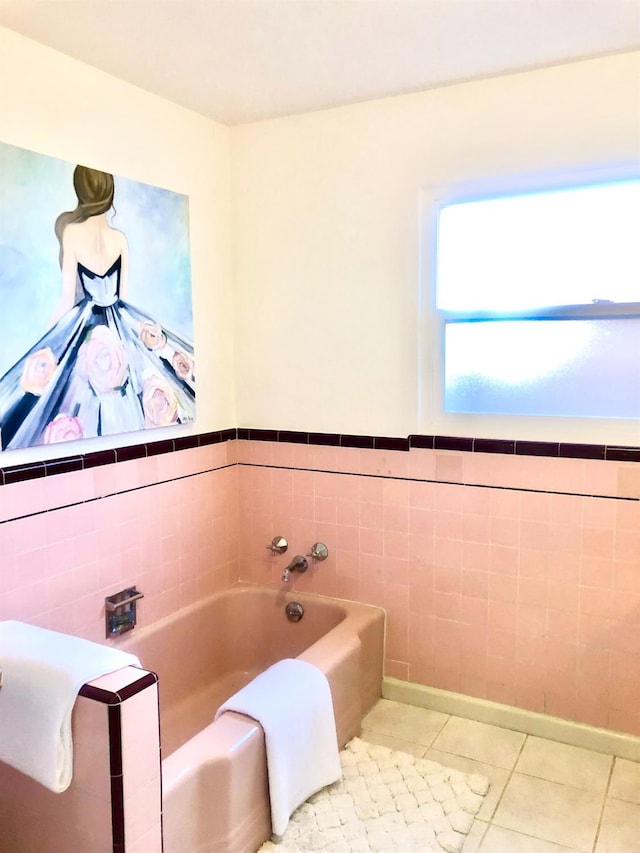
0,142,195,450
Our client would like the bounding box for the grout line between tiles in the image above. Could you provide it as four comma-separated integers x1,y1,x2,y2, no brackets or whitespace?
591,757,617,852
238,460,640,502
485,731,529,827
0,461,238,525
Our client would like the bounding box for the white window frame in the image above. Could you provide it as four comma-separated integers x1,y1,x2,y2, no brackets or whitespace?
418,164,640,446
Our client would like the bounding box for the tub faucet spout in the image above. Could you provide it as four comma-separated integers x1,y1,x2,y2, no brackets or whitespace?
281,554,308,582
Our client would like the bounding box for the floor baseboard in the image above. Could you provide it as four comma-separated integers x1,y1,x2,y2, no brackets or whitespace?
382,677,640,762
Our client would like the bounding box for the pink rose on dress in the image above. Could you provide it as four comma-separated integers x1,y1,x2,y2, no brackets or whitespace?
20,347,58,395
78,325,127,395
172,350,194,381
139,321,167,351
142,374,178,427
43,414,84,444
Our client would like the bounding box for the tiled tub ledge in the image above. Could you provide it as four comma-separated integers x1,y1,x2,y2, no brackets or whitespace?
0,666,161,853
1,427,639,487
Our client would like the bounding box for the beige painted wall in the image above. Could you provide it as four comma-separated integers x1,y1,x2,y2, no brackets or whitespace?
1,29,639,452
232,52,640,442
0,26,235,466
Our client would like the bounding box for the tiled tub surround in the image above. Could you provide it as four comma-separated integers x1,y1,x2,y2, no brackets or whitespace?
0,437,240,641
235,436,640,741
0,665,161,853
116,583,384,853
0,426,639,850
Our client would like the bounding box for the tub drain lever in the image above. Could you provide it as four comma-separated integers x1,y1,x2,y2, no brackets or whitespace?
285,602,304,622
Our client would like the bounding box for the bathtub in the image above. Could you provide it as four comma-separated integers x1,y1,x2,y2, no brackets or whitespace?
118,582,385,853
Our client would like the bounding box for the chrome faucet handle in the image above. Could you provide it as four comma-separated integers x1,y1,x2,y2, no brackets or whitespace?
307,542,329,562
267,536,288,555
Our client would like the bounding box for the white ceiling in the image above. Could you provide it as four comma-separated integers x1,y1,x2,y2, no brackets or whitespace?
1,0,639,125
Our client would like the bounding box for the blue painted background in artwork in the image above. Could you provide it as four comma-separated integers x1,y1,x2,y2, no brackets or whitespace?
0,141,193,376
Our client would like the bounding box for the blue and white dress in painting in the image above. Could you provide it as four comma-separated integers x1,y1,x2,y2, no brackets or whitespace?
0,256,195,449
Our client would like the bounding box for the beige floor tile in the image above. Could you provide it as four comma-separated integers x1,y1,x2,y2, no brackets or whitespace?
431,715,526,769
595,798,640,853
493,772,604,851
360,698,449,747
426,747,511,822
461,818,489,852
516,735,613,792
608,757,640,805
359,728,428,758
479,825,585,852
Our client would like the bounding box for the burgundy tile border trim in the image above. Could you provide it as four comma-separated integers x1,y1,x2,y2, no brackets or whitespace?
79,669,158,705
473,438,515,455
240,429,639,466
79,669,159,853
108,704,125,853
0,429,238,486
1,426,638,487
375,436,410,451
434,435,474,452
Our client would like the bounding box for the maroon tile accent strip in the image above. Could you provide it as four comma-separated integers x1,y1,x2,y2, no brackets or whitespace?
606,446,640,462
79,669,159,853
108,704,123,777
146,439,175,457
44,456,84,476
516,441,560,457
108,704,125,853
78,683,118,704
374,436,410,451
278,430,308,444
473,438,515,454
409,434,435,449
308,432,341,446
3,462,46,484
434,435,474,452
198,430,224,446
118,671,158,701
340,434,375,449
248,428,278,441
83,449,117,469
218,427,237,442
173,434,200,451
78,669,158,704
560,442,606,460
1,426,639,489
115,444,147,463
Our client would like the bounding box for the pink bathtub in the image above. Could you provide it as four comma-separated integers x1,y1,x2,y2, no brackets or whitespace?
119,582,385,853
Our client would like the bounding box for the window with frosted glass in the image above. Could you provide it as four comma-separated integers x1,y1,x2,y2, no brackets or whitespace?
436,179,640,419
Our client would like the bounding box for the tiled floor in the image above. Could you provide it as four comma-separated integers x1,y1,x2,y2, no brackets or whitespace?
360,699,640,853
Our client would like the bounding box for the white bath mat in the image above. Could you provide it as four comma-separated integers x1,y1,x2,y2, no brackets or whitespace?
257,736,489,853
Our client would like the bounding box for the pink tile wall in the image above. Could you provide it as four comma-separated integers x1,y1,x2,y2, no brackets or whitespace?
0,441,239,643
1,435,638,744
236,440,640,738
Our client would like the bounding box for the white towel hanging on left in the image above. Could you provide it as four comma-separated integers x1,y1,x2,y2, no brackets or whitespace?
0,620,140,792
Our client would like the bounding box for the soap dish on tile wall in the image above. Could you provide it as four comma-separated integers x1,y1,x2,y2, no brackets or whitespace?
105,586,144,637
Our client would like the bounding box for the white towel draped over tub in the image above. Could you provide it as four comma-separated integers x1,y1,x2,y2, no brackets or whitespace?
215,658,341,839
0,620,140,792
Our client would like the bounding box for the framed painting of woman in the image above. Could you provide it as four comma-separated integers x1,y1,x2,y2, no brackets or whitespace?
0,141,195,451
